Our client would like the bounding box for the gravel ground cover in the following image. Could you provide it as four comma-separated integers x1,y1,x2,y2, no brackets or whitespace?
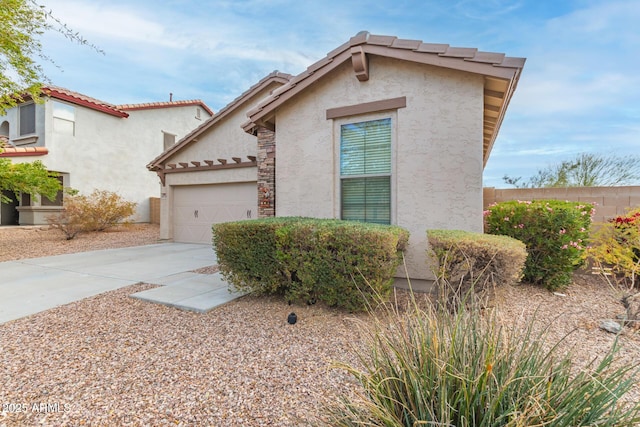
1,224,639,426
0,224,160,262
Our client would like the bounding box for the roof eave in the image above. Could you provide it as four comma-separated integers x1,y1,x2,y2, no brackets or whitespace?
43,88,129,118
147,71,292,170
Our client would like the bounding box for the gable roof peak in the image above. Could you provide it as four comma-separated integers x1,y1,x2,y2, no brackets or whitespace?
147,70,292,170
246,32,526,165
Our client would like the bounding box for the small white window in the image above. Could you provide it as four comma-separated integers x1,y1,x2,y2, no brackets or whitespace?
195,108,201,120
53,101,75,135
163,131,176,150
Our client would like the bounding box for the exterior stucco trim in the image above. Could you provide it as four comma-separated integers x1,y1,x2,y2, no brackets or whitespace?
154,160,257,186
326,97,406,120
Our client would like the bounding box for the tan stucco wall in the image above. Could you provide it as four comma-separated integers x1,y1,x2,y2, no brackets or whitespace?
274,57,485,279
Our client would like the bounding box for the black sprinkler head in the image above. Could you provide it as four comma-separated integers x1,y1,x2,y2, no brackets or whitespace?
287,312,297,324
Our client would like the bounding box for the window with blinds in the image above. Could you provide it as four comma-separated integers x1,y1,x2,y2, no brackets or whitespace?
340,118,391,224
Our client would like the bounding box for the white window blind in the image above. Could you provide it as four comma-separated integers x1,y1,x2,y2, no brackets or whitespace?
340,118,391,224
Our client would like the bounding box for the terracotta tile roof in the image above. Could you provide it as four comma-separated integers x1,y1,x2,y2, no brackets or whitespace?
42,86,214,118
147,71,292,171
0,135,11,148
43,86,129,118
0,146,49,157
245,31,526,166
118,100,214,116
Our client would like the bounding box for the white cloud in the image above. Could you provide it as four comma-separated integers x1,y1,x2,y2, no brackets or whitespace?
45,0,187,48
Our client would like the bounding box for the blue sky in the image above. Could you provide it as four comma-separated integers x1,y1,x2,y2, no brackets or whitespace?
39,0,639,187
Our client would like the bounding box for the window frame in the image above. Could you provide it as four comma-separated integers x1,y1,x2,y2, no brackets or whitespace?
52,100,76,136
334,111,396,225
18,102,36,136
162,131,177,150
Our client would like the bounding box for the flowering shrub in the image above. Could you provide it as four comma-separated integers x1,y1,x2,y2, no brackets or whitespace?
484,200,594,290
588,207,640,288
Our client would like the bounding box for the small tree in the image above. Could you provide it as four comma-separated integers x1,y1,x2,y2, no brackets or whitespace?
0,155,61,203
503,153,640,188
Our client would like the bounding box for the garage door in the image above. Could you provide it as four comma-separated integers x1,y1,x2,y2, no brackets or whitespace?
173,182,257,244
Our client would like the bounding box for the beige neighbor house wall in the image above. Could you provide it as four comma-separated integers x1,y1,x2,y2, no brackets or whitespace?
155,82,281,241
484,186,640,224
275,57,485,280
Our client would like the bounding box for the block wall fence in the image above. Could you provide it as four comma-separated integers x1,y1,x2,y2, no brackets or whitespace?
149,197,160,225
483,186,640,224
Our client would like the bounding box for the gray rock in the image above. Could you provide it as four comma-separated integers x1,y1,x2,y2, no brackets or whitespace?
600,319,623,334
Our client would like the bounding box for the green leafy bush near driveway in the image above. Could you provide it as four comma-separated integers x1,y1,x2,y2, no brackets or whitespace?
484,200,593,290
427,229,527,305
212,217,409,311
324,297,640,426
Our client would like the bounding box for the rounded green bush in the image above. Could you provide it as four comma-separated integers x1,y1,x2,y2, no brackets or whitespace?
212,217,409,311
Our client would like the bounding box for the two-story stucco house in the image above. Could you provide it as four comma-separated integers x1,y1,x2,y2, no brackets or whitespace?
0,86,212,225
147,32,525,280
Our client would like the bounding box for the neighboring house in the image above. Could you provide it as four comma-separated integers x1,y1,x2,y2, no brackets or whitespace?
148,32,525,279
0,86,212,225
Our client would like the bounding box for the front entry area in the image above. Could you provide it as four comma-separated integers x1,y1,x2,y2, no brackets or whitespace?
172,182,257,244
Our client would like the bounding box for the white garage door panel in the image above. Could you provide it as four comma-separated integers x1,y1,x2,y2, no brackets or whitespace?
173,182,257,244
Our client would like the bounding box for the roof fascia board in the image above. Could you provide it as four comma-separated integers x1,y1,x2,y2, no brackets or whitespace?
119,101,214,116
361,45,518,80
247,50,352,125
47,92,129,118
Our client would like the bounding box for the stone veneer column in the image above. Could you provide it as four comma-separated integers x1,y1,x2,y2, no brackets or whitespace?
257,126,275,218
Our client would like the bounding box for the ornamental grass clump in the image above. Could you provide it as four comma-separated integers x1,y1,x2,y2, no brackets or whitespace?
484,200,594,290
323,290,640,426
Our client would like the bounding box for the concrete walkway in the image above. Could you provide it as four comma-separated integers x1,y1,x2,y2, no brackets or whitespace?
0,243,243,324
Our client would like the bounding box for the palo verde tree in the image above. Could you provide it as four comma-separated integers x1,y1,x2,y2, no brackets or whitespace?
504,153,640,188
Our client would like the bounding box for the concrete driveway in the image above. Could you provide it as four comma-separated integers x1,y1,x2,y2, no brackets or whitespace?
0,243,241,324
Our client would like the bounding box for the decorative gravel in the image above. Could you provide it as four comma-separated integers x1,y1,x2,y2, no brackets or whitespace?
1,225,639,425
0,224,160,262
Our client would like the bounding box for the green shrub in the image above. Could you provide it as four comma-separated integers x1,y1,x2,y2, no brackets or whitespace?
47,190,136,239
212,217,409,311
210,218,288,296
324,298,640,426
427,229,527,304
588,207,640,288
484,200,593,290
